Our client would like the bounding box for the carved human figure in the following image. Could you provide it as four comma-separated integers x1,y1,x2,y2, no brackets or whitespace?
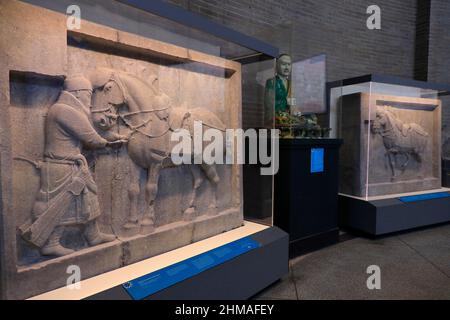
19,75,123,257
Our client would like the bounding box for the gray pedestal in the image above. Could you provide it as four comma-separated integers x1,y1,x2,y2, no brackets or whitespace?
339,193,450,235
86,226,289,300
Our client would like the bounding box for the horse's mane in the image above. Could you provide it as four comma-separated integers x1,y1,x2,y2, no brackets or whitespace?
380,108,404,133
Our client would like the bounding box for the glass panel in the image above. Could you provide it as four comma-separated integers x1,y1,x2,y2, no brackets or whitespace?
334,80,448,200
366,83,442,199
23,0,258,59
242,59,276,226
336,82,372,198
291,54,327,115
270,53,329,139
3,0,277,298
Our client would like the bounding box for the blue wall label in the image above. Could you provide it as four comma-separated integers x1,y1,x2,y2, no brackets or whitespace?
398,192,450,203
311,148,324,173
122,236,261,300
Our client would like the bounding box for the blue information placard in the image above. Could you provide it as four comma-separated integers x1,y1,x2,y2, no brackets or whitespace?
122,237,260,300
398,192,450,203
311,148,324,173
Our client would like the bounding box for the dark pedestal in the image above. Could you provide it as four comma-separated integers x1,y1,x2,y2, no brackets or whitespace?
339,193,450,235
443,159,450,187
274,139,343,258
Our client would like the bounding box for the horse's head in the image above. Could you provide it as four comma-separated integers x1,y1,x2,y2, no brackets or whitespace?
91,72,125,131
371,106,389,134
90,68,173,132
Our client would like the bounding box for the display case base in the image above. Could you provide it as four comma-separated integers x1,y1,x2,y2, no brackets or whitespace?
29,222,288,300
339,189,450,235
443,160,450,187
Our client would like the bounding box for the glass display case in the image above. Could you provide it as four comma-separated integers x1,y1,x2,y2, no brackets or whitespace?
0,0,280,299
260,52,343,257
330,75,449,199
264,53,329,139
329,75,450,236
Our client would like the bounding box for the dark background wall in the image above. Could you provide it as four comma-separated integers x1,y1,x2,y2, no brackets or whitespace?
428,0,450,157
168,0,417,81
168,0,450,155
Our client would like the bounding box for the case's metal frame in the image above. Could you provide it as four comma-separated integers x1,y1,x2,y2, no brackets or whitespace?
327,74,450,94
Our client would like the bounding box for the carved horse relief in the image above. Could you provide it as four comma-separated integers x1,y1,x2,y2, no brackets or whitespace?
90,68,227,232
371,106,430,181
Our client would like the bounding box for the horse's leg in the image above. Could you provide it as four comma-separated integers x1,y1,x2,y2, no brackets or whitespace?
401,153,410,172
384,152,390,170
183,165,204,221
141,162,162,230
124,162,140,229
388,151,397,182
415,152,424,179
201,164,220,215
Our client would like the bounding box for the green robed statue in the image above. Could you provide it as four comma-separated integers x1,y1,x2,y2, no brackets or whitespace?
264,54,294,116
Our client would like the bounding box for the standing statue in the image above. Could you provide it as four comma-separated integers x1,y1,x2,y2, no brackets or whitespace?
18,76,123,257
371,106,430,181
90,68,226,230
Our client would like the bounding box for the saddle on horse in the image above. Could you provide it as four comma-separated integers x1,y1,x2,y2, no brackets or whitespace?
399,123,429,137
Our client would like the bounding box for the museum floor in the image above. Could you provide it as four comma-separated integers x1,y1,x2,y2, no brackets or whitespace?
254,223,450,300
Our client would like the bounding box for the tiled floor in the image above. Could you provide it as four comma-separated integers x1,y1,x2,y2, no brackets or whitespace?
254,223,450,300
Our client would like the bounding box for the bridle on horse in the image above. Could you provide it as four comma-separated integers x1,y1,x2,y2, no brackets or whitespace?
373,111,395,138
91,72,227,138
91,72,172,138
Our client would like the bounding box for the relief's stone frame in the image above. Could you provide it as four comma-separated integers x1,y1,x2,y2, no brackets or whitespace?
0,0,243,299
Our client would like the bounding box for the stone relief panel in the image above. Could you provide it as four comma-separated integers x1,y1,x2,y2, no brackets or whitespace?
371,105,431,182
0,2,243,299
11,46,239,265
340,93,441,197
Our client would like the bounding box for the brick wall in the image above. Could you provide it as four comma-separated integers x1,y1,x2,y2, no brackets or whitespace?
168,0,417,81
168,0,450,154
428,0,450,157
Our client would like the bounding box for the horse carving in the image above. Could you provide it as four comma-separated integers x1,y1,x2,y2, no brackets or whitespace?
90,68,226,231
371,106,429,181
